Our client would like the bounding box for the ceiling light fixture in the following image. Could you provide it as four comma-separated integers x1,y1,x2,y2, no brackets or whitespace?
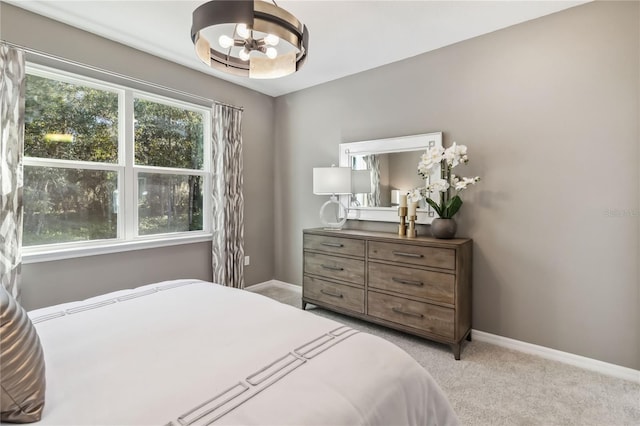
191,0,309,79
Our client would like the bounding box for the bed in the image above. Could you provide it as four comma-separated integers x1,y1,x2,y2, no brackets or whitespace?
6,279,458,425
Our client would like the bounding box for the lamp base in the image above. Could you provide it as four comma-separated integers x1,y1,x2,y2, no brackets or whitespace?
319,195,348,230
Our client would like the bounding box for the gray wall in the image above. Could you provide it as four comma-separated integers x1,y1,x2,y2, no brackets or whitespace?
21,243,212,308
1,3,276,309
274,1,639,370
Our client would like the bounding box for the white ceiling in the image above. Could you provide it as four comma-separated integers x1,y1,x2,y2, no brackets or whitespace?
7,0,587,97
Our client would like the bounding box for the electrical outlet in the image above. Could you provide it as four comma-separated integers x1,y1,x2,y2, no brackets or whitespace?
244,256,250,266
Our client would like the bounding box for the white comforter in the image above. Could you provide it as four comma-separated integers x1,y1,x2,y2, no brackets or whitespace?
27,279,458,425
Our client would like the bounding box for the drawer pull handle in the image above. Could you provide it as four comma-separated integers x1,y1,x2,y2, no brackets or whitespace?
321,242,344,248
321,264,344,271
392,277,424,287
392,251,424,259
392,307,424,318
320,289,343,298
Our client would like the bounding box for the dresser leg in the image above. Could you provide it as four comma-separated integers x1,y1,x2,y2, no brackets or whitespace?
451,343,461,360
466,330,472,342
302,300,307,310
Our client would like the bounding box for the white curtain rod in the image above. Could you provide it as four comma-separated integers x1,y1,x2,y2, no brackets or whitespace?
1,40,244,111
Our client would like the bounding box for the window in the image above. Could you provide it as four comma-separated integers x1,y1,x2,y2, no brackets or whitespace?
133,97,205,236
23,65,211,260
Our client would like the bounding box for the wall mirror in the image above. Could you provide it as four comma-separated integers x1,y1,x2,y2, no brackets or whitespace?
339,132,442,224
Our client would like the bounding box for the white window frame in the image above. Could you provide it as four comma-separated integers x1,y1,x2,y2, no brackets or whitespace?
22,64,212,264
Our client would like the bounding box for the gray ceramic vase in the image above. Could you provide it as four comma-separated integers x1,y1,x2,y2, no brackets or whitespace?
431,218,457,239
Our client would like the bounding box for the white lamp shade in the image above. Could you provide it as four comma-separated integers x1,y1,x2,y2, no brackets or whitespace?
313,167,352,195
249,51,296,79
351,170,372,194
390,189,402,205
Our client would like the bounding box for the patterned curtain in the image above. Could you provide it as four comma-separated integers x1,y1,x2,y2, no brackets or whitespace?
211,103,244,289
0,45,26,300
363,154,381,207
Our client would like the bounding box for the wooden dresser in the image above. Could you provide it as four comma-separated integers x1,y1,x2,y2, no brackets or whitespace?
302,228,472,359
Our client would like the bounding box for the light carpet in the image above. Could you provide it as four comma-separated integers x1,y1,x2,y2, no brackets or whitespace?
248,283,640,426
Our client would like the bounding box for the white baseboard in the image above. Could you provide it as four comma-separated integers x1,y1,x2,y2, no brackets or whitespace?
472,330,639,384
248,280,639,384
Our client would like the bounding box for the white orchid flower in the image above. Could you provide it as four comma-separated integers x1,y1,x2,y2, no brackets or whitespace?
407,188,422,203
418,146,445,177
464,176,480,185
443,147,456,167
455,144,468,156
444,142,469,168
455,176,480,192
455,180,468,191
427,178,450,193
416,142,480,219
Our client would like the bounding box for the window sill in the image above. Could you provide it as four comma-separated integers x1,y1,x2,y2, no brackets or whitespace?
22,233,212,264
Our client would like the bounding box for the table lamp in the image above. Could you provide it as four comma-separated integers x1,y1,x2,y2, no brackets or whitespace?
313,166,352,230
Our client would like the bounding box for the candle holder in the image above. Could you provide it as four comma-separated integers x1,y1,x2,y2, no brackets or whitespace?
407,215,417,238
398,207,407,236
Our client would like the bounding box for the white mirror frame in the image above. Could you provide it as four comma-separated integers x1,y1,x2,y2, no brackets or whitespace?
339,132,443,224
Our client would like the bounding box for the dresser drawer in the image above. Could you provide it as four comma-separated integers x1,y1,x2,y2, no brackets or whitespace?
304,252,365,285
368,262,455,305
368,241,456,270
304,233,365,258
367,291,454,338
303,276,364,314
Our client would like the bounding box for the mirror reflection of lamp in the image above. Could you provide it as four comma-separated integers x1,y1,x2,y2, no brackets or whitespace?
312,166,352,230
350,169,372,207
390,189,410,206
